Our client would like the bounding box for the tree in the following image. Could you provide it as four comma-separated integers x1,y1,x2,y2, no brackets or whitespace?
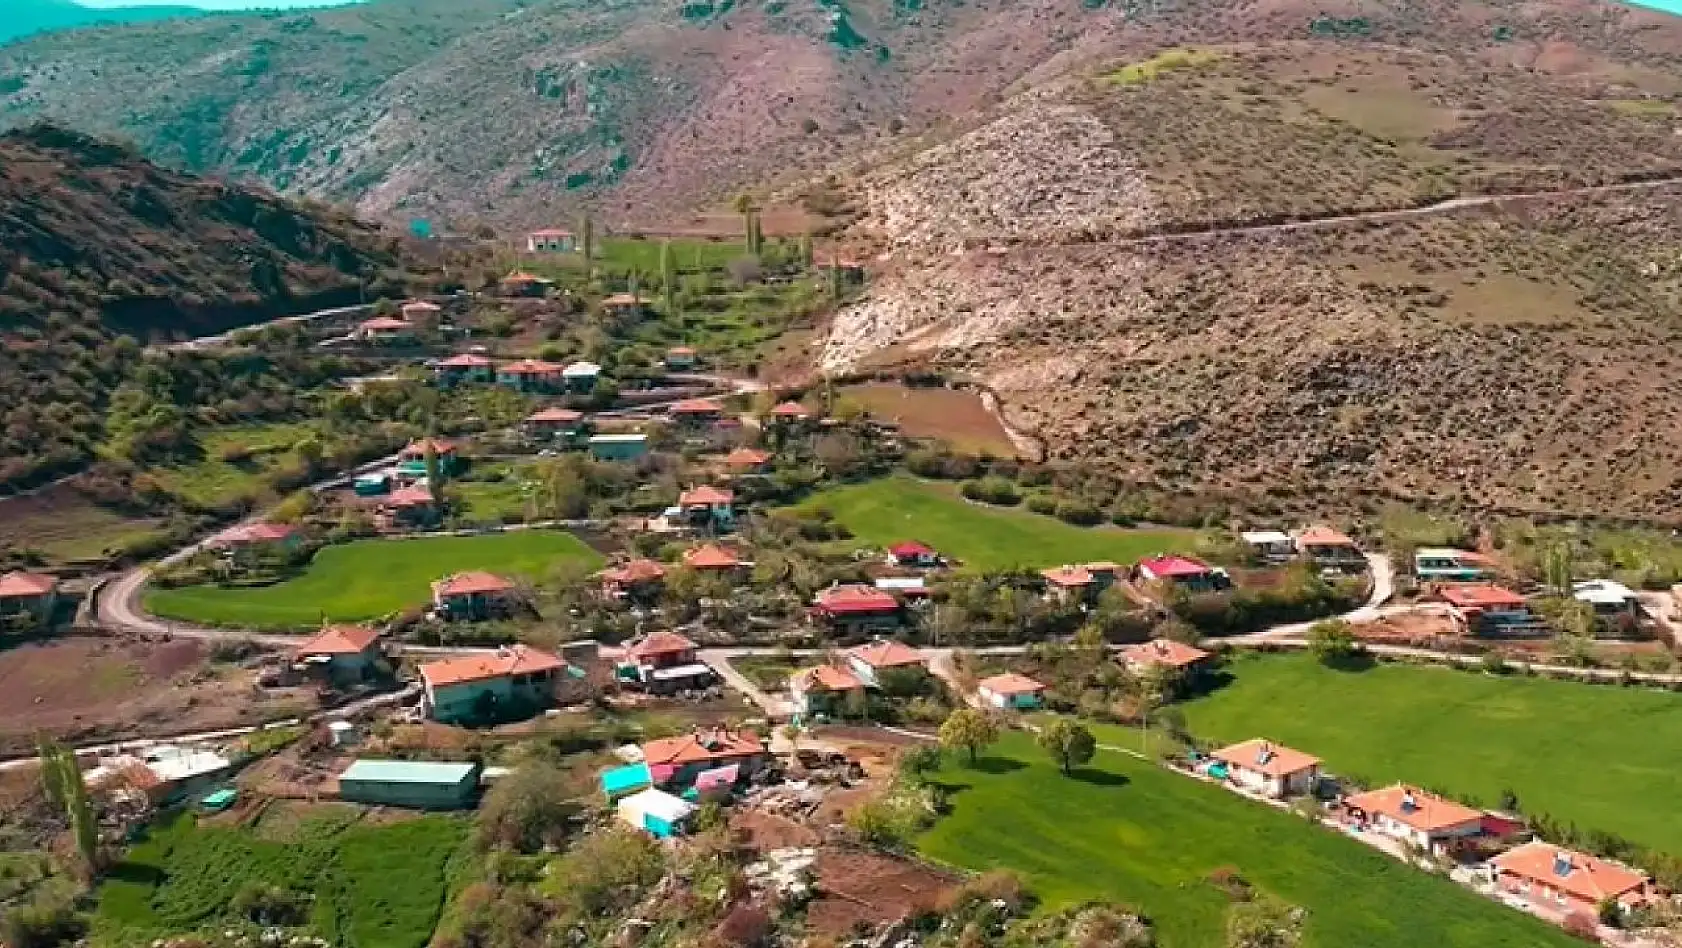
477,763,582,852
732,193,758,254
1305,619,1360,665
1037,718,1096,776
1225,895,1304,948
898,744,942,781
781,721,804,763
939,708,1000,765
37,738,97,877
578,215,595,265
1542,543,1574,596
797,233,814,268
659,240,677,315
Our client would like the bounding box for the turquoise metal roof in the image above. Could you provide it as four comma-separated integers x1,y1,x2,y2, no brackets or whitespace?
339,759,477,784
601,762,652,796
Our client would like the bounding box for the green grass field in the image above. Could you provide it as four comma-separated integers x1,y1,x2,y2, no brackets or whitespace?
145,531,602,629
794,477,1193,571
151,421,321,508
94,811,469,948
919,732,1577,948
1182,652,1682,855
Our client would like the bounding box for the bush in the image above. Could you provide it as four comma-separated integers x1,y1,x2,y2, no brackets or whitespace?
477,764,584,853
1055,499,1103,526
0,896,85,948
960,476,1020,506
1026,494,1059,516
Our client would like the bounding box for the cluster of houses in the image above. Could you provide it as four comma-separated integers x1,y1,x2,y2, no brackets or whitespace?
1407,547,1648,639
1198,737,1654,925
429,353,605,394
599,725,774,838
1241,525,1368,573
353,300,444,346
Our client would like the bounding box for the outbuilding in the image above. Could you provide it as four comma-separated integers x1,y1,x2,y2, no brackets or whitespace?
337,759,481,810
617,787,696,838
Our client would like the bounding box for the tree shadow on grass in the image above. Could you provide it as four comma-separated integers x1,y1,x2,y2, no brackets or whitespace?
966,756,1027,775
1322,651,1377,673
103,860,166,887
1069,768,1130,788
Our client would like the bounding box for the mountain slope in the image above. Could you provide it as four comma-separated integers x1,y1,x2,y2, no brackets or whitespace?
0,124,404,492
0,0,204,46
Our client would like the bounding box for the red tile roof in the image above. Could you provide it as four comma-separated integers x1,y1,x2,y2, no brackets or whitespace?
793,664,865,692
527,406,584,424
1138,554,1213,578
499,359,565,375
0,571,57,598
670,398,723,415
400,438,456,458
978,672,1045,696
888,540,935,558
724,447,772,467
679,485,734,506
436,353,494,368
1439,584,1527,609
1344,785,1483,834
683,543,743,570
847,638,925,668
1119,638,1211,670
294,624,381,656
641,729,766,767
602,559,666,585
360,316,410,331
628,631,697,660
1211,739,1321,778
432,571,516,597
419,645,564,689
770,401,812,418
1492,841,1649,906
816,585,902,616
1042,565,1094,588
387,486,435,507
668,346,696,356
1297,525,1356,548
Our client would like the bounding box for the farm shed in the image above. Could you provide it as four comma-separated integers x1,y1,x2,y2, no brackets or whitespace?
337,759,481,810
618,787,696,838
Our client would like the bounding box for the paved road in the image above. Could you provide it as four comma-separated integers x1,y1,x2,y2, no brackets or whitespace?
165,302,375,351
1238,553,1394,639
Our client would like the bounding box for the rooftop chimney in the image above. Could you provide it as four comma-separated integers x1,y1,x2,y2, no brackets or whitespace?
1553,852,1574,877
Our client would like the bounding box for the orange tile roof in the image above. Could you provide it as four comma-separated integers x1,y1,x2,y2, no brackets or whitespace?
770,401,811,417
0,571,57,598
793,664,865,693
1119,638,1211,669
216,521,299,546
725,447,772,467
387,486,435,507
641,729,766,767
419,645,565,689
1492,841,1649,905
1344,785,1484,834
668,346,696,356
1042,565,1094,588
602,559,666,585
978,672,1044,696
437,353,494,368
527,406,584,423
602,293,644,306
1211,739,1321,778
1439,584,1527,609
683,543,742,570
816,584,901,614
294,624,381,656
402,300,441,313
400,438,456,458
679,485,734,506
627,631,697,660
360,316,410,331
499,359,565,375
1297,525,1356,547
432,571,516,597
848,639,925,669
670,398,723,415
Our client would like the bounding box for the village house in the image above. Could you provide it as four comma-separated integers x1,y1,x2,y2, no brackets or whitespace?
1240,530,1296,564
723,446,773,475
977,672,1046,711
209,521,301,558
1490,841,1652,919
665,346,697,370
525,406,588,444
1414,547,1496,583
599,558,667,599
844,638,927,687
0,571,59,628
677,485,736,531
419,645,569,724
356,315,415,345
562,361,601,394
621,631,715,693
639,727,769,788
1295,525,1364,569
431,571,519,621
497,358,566,394
526,228,576,253
500,271,553,297
384,485,439,527
1041,565,1095,601
293,624,383,685
768,401,814,427
1119,638,1213,676
588,432,649,461
398,438,462,475
433,353,495,386
1210,739,1322,799
814,585,904,635
885,540,940,569
1135,554,1224,592
682,543,744,574
1343,785,1486,856
1573,579,1646,636
600,293,647,319
1436,584,1539,637
401,300,442,323
789,664,867,716
669,398,725,426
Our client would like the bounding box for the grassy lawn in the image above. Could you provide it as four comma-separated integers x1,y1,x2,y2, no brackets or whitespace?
1182,652,1682,855
151,421,321,509
94,810,469,948
145,531,602,629
793,477,1193,571
919,732,1577,948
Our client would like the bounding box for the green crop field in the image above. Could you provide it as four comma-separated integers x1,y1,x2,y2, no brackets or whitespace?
151,422,322,509
145,531,602,629
1180,652,1682,856
919,732,1577,948
793,477,1193,571
94,810,470,948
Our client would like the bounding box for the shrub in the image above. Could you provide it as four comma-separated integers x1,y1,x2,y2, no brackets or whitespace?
1026,494,1059,516
0,896,85,948
1055,499,1103,525
960,477,1020,506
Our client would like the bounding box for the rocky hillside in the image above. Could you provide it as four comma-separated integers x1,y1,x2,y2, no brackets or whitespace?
0,124,404,492
820,33,1682,522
